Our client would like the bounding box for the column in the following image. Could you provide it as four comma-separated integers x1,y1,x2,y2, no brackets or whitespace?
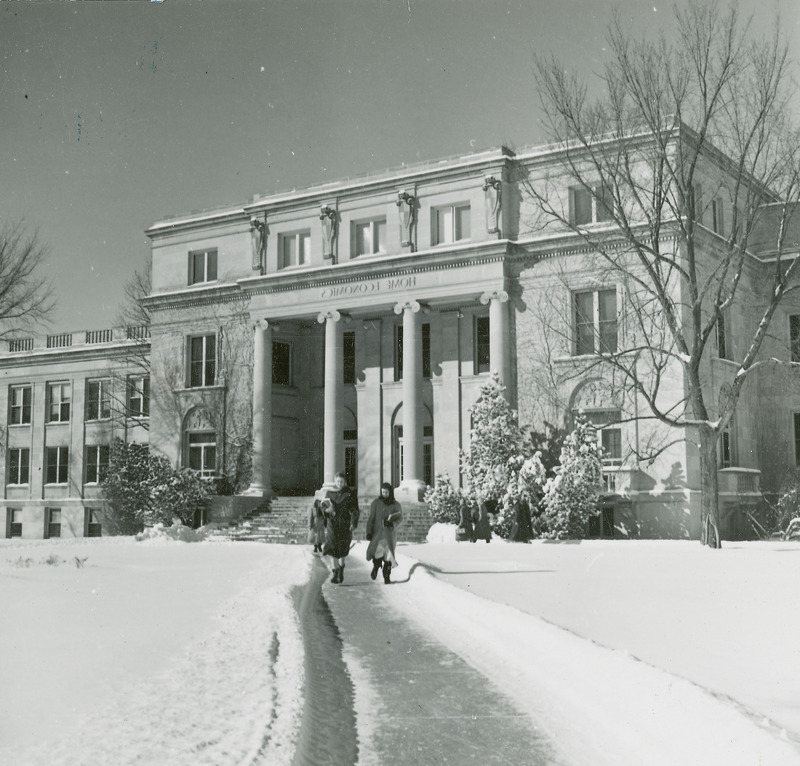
248,320,273,496
395,299,426,499
318,310,344,487
481,290,510,386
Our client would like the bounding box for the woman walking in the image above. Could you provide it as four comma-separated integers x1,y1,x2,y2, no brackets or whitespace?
308,498,326,553
322,472,359,584
365,482,403,584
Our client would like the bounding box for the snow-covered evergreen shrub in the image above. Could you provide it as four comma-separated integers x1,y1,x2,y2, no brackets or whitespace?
541,414,604,539
460,373,522,528
424,472,472,525
102,438,213,532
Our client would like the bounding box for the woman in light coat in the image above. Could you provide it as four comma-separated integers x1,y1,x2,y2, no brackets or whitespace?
365,482,403,584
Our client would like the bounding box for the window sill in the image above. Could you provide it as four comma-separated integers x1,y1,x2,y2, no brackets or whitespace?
8,423,32,428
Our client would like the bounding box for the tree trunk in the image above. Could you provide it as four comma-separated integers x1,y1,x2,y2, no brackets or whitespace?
698,425,722,548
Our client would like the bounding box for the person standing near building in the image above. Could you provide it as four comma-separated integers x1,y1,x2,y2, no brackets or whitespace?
365,482,403,584
308,498,326,553
471,501,492,543
322,472,359,584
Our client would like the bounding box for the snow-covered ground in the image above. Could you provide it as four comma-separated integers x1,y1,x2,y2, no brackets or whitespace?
1,531,799,765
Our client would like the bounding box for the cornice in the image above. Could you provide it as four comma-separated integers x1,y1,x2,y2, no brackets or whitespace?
0,340,150,368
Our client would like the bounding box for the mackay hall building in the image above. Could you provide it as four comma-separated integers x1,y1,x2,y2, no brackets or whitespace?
3,127,800,540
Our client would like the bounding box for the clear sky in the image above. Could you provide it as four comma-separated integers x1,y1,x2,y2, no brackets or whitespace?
2,0,798,333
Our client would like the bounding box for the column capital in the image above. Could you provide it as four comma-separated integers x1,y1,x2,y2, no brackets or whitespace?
480,290,509,305
254,318,275,331
393,300,421,315
317,309,341,324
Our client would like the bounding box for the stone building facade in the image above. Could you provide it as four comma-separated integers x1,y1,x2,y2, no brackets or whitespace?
3,134,800,540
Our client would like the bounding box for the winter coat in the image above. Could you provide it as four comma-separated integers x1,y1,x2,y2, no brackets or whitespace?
471,502,492,542
365,498,402,567
322,486,359,558
308,499,326,546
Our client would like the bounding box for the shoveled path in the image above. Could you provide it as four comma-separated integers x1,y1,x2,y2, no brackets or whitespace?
321,553,560,766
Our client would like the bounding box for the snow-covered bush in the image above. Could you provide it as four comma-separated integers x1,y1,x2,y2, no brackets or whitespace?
541,414,604,539
102,439,213,533
424,471,473,525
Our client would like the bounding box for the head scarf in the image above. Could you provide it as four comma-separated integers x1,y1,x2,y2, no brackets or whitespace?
380,482,395,505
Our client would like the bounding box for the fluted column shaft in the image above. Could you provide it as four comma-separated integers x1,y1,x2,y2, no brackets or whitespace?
395,300,425,495
482,290,510,385
319,310,344,487
249,321,273,495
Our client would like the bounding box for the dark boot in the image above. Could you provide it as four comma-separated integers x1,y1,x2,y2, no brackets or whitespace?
370,558,382,580
383,561,392,584
330,567,340,583
338,563,345,584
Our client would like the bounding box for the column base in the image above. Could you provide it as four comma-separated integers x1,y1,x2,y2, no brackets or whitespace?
396,480,428,503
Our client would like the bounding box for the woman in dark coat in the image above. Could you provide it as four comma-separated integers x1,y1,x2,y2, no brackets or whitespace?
322,472,359,584
471,501,492,543
365,482,403,584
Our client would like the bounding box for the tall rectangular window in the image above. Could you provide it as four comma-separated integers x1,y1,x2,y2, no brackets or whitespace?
189,249,218,285
7,448,30,485
128,375,150,417
434,204,470,245
717,310,731,360
85,445,110,484
394,325,403,381
794,413,800,466
189,335,216,387
574,289,617,355
45,508,61,539
46,447,69,484
279,231,310,269
422,323,431,379
354,219,386,257
790,316,800,363
475,316,491,374
719,425,733,469
86,509,102,537
272,341,292,386
712,198,725,235
7,508,22,538
86,379,112,420
47,382,71,423
9,385,32,425
188,432,216,478
343,332,356,384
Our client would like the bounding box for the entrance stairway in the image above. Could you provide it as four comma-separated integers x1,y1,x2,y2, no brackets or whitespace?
207,496,314,544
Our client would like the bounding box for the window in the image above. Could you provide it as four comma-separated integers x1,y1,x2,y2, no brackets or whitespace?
433,204,470,245
189,248,217,285
794,413,800,466
474,316,490,374
7,508,22,538
279,231,310,269
128,375,150,417
272,341,292,386
47,382,71,423
86,509,102,538
690,183,703,224
790,316,800,363
354,219,386,257
574,288,617,355
46,446,69,484
189,335,216,387
9,385,32,425
570,185,614,225
7,448,30,485
717,311,731,360
86,379,112,420
45,508,61,539
343,332,356,384
712,197,725,235
584,410,622,468
188,432,216,478
394,324,431,381
719,424,733,469
85,445,110,484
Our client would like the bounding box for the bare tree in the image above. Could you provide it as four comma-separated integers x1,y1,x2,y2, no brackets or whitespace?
0,222,54,337
523,0,800,547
